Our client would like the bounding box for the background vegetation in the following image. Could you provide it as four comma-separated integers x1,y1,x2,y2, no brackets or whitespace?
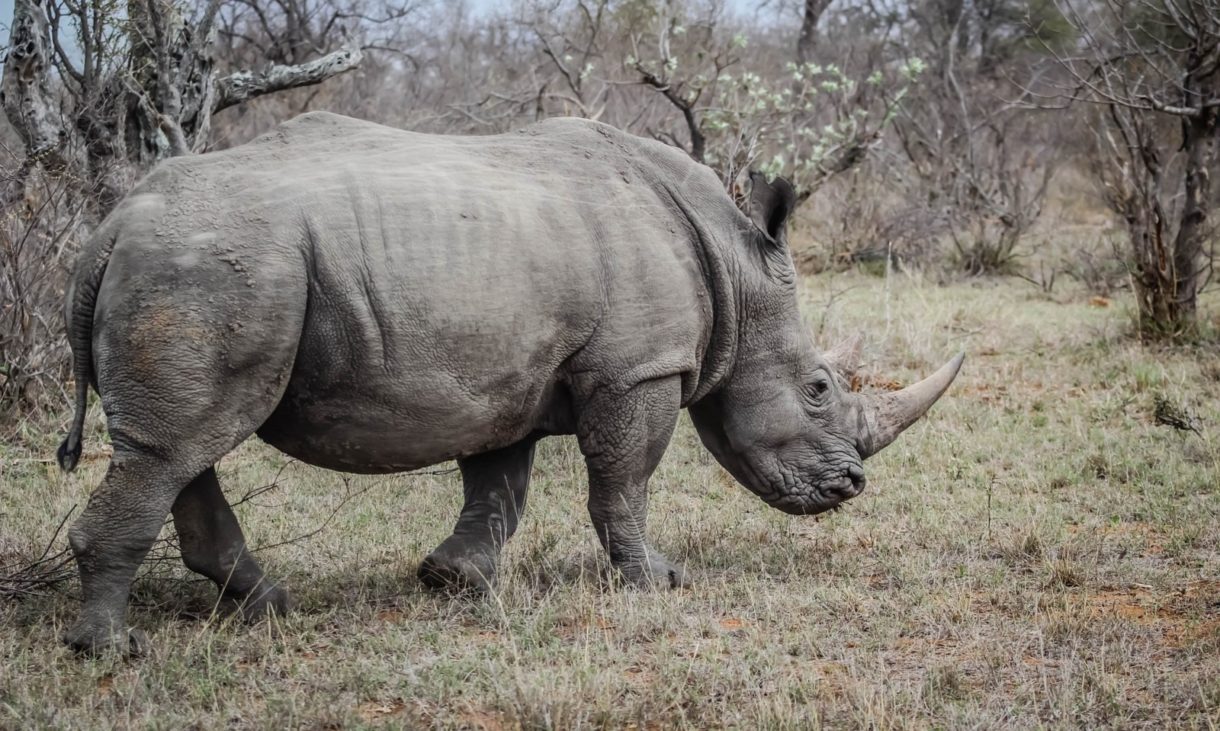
2,0,1218,417
1,0,1217,727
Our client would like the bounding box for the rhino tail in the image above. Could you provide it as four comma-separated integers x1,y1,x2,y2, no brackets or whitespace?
57,231,117,473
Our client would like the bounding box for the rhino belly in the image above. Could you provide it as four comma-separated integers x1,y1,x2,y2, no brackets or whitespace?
255,337,575,474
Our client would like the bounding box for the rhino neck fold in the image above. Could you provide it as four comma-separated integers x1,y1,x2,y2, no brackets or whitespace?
656,183,743,406
704,229,809,402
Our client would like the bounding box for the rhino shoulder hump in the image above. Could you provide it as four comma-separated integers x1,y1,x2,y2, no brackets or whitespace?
276,110,368,132
239,111,400,152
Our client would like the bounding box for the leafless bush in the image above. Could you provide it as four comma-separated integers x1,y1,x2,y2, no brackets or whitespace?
0,508,77,600
1042,0,1220,339
891,64,1057,275
0,146,90,418
798,160,949,273
1065,234,1132,298
940,121,1056,276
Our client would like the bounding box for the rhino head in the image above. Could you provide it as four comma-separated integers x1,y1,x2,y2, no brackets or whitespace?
688,173,964,515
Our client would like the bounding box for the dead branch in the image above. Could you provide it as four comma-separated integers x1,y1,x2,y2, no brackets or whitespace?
214,44,365,112
0,507,76,600
0,462,460,601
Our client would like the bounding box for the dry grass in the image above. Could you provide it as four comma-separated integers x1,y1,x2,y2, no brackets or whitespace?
1,269,1218,729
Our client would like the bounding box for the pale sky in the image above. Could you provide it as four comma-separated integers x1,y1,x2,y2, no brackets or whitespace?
1,0,769,52
1,0,13,44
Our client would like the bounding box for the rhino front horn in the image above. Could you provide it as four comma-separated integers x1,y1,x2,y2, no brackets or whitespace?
858,352,965,458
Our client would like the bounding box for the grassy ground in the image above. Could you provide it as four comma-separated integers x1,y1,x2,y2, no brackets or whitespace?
1,270,1218,730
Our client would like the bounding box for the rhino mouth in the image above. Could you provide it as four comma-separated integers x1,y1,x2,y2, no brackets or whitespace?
744,453,866,516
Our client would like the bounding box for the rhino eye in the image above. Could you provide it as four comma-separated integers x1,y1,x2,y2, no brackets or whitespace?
805,376,831,402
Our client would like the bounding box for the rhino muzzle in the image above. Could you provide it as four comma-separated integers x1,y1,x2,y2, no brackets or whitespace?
745,450,868,516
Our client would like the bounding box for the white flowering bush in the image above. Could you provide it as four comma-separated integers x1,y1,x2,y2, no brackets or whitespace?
704,58,921,200
627,8,922,205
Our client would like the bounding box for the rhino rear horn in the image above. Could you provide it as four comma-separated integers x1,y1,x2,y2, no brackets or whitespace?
823,335,863,380
858,353,965,458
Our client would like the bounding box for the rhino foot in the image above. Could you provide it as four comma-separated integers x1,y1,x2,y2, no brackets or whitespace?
617,552,689,591
219,583,292,622
63,623,149,658
418,539,497,595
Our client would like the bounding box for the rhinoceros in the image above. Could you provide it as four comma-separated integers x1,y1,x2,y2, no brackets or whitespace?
56,111,962,654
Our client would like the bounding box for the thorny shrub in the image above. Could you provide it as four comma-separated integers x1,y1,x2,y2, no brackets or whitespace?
0,153,90,423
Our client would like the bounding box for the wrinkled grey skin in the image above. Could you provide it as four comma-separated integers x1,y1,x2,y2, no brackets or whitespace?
56,112,962,655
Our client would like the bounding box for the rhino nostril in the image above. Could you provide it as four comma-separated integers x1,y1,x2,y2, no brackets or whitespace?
846,464,866,492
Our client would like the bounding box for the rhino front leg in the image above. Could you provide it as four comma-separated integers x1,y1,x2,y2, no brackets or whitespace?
172,467,290,621
578,377,687,590
418,438,536,593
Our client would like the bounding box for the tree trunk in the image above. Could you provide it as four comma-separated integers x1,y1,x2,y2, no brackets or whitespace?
1165,54,1220,335
0,0,62,199
795,0,833,66
2,0,364,218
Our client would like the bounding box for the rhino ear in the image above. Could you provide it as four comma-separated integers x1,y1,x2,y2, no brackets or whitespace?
747,171,796,245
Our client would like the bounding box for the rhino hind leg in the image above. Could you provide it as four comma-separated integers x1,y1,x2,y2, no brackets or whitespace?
418,438,536,594
577,377,688,590
65,419,288,655
62,452,188,656
65,438,285,655
63,283,304,655
172,466,290,621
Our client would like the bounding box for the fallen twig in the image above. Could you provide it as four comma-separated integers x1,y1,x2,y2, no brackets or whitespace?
0,505,77,599
1,462,462,601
